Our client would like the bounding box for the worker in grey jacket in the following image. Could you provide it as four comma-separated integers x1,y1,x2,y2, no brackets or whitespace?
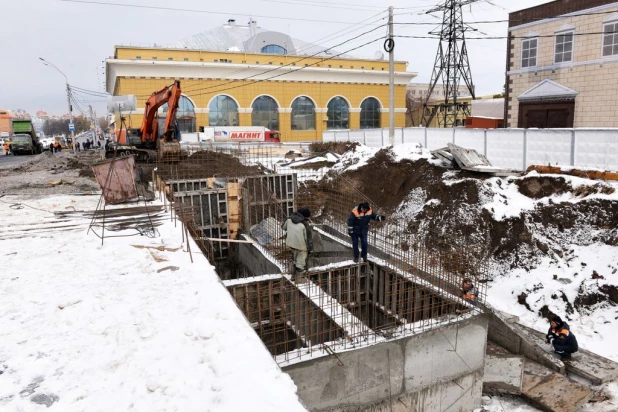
282,207,313,274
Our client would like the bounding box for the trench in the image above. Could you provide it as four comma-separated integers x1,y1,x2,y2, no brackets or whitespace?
155,169,476,366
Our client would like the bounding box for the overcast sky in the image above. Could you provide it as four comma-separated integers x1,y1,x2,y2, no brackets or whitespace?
0,0,552,116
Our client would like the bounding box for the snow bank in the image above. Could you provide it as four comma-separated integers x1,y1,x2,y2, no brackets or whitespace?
487,243,618,363
0,195,305,412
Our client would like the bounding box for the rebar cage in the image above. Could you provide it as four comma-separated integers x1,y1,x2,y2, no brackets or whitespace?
153,142,489,365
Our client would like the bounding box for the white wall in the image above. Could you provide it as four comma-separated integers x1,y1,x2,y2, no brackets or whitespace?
323,127,618,171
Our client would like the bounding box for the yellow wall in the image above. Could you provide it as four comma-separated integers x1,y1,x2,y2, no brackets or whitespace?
116,69,408,142
115,47,408,72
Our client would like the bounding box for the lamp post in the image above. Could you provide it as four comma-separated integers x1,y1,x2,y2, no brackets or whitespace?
39,57,75,151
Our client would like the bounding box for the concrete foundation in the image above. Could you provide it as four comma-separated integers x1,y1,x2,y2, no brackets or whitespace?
483,355,524,395
283,315,487,411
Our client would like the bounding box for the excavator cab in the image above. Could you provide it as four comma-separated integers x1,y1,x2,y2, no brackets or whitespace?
109,80,183,162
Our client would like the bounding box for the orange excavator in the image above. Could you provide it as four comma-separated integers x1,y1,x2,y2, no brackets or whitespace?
110,80,182,162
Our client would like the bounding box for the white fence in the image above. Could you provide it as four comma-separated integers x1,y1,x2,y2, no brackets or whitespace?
323,128,618,171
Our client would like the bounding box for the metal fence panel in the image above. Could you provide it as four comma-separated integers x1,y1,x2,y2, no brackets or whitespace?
526,129,573,168
574,129,618,170
426,128,455,150
454,129,485,155
486,129,525,170
403,128,425,146
323,131,336,142
364,129,384,147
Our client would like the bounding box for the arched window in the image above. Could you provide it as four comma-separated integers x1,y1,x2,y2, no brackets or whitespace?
261,45,287,55
291,96,316,130
327,96,349,129
360,97,381,129
160,95,196,134
209,95,239,127
252,96,279,130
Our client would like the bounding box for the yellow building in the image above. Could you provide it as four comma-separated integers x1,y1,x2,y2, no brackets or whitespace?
106,19,416,142
506,0,618,128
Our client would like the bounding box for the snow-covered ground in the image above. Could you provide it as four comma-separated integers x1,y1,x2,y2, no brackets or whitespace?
0,194,305,411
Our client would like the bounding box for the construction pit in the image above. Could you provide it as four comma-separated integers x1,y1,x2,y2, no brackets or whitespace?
150,145,489,411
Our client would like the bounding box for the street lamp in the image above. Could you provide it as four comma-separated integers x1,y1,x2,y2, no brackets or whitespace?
39,57,75,151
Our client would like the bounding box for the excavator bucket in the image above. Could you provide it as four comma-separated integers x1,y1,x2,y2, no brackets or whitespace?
158,140,181,162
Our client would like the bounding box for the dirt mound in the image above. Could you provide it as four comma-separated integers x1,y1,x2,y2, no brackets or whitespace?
0,152,91,177
313,146,618,283
309,141,358,155
157,151,264,180
516,176,570,198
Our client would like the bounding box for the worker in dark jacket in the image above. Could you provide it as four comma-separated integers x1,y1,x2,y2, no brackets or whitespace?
282,207,313,275
347,202,384,263
545,315,578,359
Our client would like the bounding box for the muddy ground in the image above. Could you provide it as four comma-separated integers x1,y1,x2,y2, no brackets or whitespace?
305,146,618,315
0,152,101,195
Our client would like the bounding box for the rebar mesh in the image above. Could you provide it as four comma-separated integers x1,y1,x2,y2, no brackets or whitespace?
153,143,489,365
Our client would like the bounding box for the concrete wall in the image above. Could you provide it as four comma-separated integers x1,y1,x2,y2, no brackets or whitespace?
323,127,618,171
283,315,488,411
486,310,564,374
483,355,524,395
236,242,282,276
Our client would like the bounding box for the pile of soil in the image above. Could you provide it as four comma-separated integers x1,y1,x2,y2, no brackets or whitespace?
308,141,358,155
0,152,92,177
157,150,265,180
308,146,618,298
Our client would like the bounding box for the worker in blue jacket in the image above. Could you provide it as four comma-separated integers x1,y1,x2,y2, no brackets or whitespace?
545,315,578,360
347,202,384,263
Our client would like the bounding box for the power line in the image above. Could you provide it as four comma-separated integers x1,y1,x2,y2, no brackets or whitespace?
174,36,384,98
70,86,110,99
395,30,618,40
294,10,388,54
70,84,109,95
260,0,386,12
59,0,384,25
157,23,389,97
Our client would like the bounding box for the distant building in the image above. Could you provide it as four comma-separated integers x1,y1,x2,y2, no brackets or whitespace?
0,110,11,136
464,98,506,129
505,0,618,128
106,19,417,142
406,83,473,127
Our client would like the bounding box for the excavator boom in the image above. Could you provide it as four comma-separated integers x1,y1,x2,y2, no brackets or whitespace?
112,80,182,161
140,80,182,143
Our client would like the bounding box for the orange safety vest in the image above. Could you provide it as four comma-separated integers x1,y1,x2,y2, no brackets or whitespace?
552,327,569,337
352,208,373,217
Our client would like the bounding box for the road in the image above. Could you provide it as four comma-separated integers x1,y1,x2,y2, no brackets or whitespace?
0,153,36,168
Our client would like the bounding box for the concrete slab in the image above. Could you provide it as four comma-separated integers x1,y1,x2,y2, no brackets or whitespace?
517,323,618,386
284,316,488,411
403,316,488,393
284,340,406,411
484,354,524,395
487,310,565,373
521,360,593,412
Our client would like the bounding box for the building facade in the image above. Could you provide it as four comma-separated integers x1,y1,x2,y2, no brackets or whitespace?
106,20,416,142
505,0,618,128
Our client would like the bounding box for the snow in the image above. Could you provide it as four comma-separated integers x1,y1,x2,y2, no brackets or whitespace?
0,195,305,412
481,173,618,221
487,242,618,363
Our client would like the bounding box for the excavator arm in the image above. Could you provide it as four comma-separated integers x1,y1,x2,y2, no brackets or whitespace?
140,80,182,143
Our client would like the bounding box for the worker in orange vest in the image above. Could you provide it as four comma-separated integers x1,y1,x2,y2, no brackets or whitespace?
3,142,9,155
461,278,478,306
